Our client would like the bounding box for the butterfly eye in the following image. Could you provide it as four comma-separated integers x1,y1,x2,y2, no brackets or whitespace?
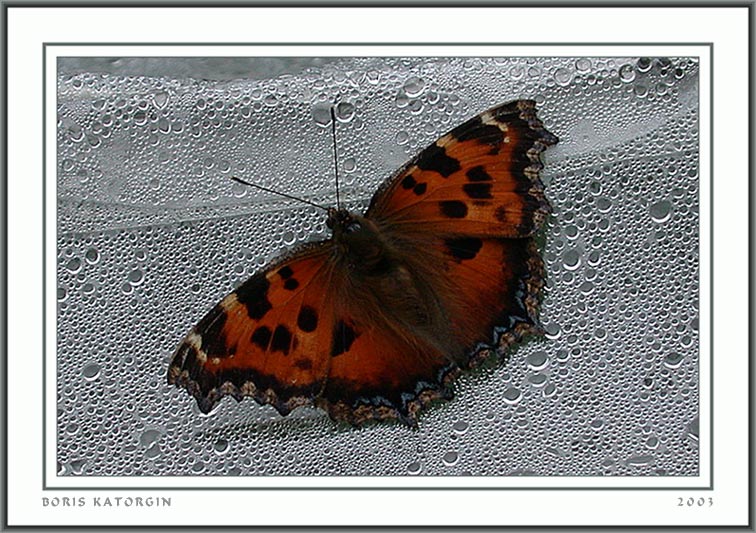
346,221,362,233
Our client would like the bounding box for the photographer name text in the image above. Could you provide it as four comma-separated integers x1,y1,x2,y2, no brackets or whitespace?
42,496,171,508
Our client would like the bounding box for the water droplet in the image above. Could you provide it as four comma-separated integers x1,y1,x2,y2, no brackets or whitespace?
140,429,161,447
145,445,162,459
579,281,595,295
590,418,605,430
82,363,101,381
575,58,592,72
553,67,572,86
663,351,684,369
637,57,653,72
312,105,332,127
84,248,100,264
563,249,581,271
213,439,229,455
619,64,636,83
394,91,410,108
282,231,296,245
587,250,601,266
395,130,409,145
645,436,660,449
528,373,548,387
407,461,422,475
442,451,459,466
544,322,561,340
650,201,672,223
626,454,654,467
65,257,82,273
158,117,171,134
335,101,355,122
128,269,144,285
452,420,469,435
67,124,84,143
57,287,68,302
403,76,425,97
503,387,522,405
153,92,169,109
596,197,612,213
526,351,549,370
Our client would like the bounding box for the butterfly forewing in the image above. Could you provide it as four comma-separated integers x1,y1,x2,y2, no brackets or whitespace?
367,100,557,238
168,244,338,416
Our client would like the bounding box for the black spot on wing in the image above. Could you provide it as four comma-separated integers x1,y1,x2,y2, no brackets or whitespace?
401,175,417,189
439,200,468,218
332,320,357,357
271,325,292,355
251,326,272,350
235,273,272,320
277,266,294,279
413,182,427,195
283,278,299,291
463,182,493,199
297,306,318,332
416,144,460,178
444,237,483,261
466,165,492,182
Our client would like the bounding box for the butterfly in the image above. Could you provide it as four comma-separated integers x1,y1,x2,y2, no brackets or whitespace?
167,99,558,426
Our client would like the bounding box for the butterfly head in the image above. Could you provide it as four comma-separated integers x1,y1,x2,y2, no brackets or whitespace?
326,207,389,272
326,208,363,235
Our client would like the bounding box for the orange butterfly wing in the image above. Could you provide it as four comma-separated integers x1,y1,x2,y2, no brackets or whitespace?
168,244,338,416
367,99,556,237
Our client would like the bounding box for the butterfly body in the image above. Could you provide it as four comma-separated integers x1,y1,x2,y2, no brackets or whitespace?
168,100,557,426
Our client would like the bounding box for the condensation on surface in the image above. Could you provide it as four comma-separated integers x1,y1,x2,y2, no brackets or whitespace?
57,56,699,476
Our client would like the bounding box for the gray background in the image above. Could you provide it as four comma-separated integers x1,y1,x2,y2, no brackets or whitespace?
56,56,699,476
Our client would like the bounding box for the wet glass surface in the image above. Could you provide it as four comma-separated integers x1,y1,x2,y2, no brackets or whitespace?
57,56,699,476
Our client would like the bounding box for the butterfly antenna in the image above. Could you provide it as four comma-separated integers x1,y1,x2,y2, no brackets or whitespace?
230,176,328,212
330,106,341,210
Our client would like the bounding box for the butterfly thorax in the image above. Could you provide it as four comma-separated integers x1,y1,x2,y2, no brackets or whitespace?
326,208,390,275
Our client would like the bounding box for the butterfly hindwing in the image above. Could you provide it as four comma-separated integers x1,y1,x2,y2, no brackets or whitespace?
316,316,460,425
436,236,545,365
